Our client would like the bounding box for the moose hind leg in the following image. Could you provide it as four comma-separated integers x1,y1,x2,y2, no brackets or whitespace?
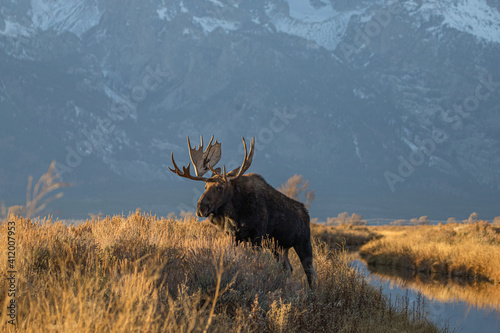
294,241,316,289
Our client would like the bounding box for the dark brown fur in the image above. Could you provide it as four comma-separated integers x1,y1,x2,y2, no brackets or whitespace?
197,173,316,288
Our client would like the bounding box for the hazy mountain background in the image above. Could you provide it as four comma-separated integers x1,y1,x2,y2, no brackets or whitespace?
1,0,499,221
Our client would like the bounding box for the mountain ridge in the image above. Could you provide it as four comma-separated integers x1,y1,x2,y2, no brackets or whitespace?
1,0,499,220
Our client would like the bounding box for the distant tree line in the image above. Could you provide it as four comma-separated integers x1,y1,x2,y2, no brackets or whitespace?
326,212,367,226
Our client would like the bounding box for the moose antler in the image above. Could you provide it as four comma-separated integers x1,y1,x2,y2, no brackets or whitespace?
168,152,209,181
188,135,222,177
169,135,222,181
169,136,254,182
226,137,255,180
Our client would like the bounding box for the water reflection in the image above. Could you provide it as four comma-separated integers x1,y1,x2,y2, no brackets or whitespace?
367,263,500,312
350,258,500,333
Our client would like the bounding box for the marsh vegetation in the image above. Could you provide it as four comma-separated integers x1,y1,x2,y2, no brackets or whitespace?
360,222,500,283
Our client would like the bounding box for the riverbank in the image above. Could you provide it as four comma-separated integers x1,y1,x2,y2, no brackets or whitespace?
359,222,500,283
310,223,380,250
367,262,500,312
351,258,500,333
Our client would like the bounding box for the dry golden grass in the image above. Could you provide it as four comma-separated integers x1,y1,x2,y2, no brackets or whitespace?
311,223,380,250
0,211,447,332
360,222,500,283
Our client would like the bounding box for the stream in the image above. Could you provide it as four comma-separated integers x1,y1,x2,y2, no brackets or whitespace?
349,256,500,333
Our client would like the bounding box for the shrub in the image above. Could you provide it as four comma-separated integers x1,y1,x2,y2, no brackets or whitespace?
277,174,314,209
390,219,406,226
326,212,367,226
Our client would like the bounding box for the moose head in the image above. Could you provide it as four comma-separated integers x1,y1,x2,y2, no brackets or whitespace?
168,135,255,218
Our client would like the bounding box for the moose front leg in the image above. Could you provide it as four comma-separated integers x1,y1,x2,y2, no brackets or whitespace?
272,247,293,273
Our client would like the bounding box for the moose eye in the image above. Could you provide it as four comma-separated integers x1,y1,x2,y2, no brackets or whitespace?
217,187,223,193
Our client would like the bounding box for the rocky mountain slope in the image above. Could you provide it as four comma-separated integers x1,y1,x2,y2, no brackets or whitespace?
1,0,499,219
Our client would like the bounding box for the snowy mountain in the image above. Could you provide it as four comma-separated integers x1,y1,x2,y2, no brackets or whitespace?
1,0,499,220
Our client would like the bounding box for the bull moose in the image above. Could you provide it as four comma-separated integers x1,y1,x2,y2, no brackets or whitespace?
168,136,315,288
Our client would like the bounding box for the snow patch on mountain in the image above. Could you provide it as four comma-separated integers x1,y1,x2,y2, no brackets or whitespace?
103,86,138,121
419,0,500,43
0,20,33,38
193,16,239,34
30,0,103,38
284,0,337,23
403,137,419,152
268,8,362,50
353,133,362,161
180,1,189,13
157,7,174,21
205,0,224,8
